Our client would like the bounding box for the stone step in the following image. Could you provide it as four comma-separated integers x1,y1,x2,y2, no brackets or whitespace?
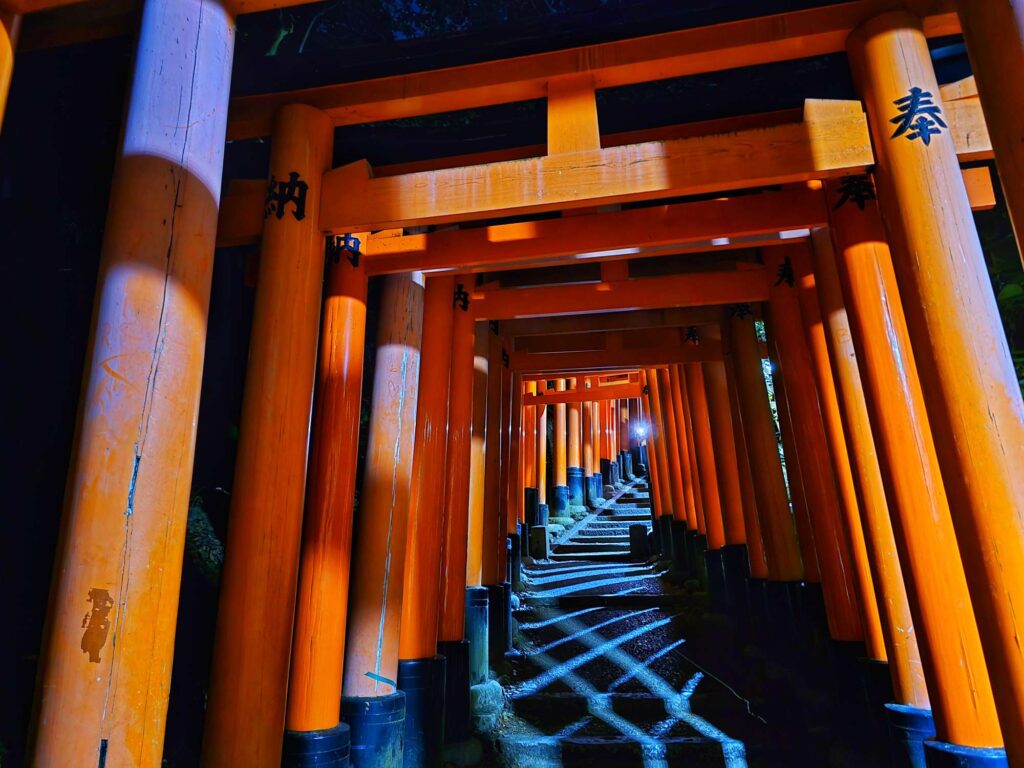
569,534,631,544
549,550,636,562
495,732,729,767
554,541,631,554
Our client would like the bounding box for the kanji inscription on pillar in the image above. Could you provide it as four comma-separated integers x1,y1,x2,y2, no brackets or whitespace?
889,87,946,145
265,171,309,220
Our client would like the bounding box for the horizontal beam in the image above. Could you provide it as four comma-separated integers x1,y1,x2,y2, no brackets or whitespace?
511,341,722,372
523,382,641,405
472,267,769,321
226,0,958,138
502,307,725,337
319,100,871,231
514,327,693,353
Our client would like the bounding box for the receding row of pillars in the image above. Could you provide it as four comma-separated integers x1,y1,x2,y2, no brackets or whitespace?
13,3,1024,767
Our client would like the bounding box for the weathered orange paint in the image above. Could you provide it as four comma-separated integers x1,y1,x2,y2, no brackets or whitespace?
507,371,523,533
568,381,582,470
727,313,803,581
641,370,666,518
590,398,602,477
523,380,538,490
665,366,696,526
287,248,368,731
685,364,725,549
30,4,234,763
203,104,333,767
399,277,455,661
554,379,568,487
339,273,424,699
537,392,548,506
722,351,768,579
852,13,1024,752
439,299,476,642
793,245,885,657
808,224,927,707
582,392,594,482
826,173,1002,746
466,325,490,588
955,0,1024,265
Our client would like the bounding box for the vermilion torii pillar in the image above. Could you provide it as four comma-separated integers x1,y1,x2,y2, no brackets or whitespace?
851,13,1024,760
657,367,688,526
727,312,803,583
339,272,424,757
522,380,538,525
204,105,333,768
30,3,235,764
674,367,705,534
397,276,454,767
954,0,1024,265
764,249,863,643
590,396,603,504
825,173,1002,754
567,380,585,508
685,363,724,550
806,227,929,714
552,379,569,517
466,324,490,591
286,246,368,746
0,9,19,131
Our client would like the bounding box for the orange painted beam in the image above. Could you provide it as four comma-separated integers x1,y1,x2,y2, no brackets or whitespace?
511,342,721,374
524,382,640,405
319,101,870,231
504,308,725,338
226,0,958,139
515,328,697,355
473,268,770,321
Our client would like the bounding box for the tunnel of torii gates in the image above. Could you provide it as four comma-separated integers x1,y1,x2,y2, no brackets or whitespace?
7,0,1024,767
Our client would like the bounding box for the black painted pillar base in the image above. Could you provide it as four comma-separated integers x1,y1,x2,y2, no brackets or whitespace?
282,723,351,768
657,515,675,564
623,451,634,479
397,656,446,768
600,458,613,487
706,547,728,609
719,544,750,610
885,703,933,768
485,584,506,667
340,691,406,768
686,532,708,587
465,586,489,686
669,519,689,574
436,640,471,745
502,581,513,651
567,466,584,507
552,485,569,516
536,503,549,528
629,524,651,559
590,474,604,505
523,487,539,527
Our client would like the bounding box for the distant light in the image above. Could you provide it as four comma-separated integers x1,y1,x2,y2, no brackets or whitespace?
779,228,811,240
711,237,731,247
575,247,641,259
634,425,648,439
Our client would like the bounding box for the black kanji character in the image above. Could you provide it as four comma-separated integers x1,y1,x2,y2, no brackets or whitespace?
265,171,309,221
833,174,876,211
890,86,946,145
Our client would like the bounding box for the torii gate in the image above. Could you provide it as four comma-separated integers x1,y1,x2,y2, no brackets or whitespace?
18,1,1024,767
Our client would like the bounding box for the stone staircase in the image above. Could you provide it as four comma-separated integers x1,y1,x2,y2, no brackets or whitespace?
489,479,786,767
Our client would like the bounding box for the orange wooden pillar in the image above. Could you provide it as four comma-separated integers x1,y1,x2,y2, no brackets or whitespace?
701,360,745,547
481,330,504,589
0,10,20,131
765,335,821,585
791,244,886,658
657,368,688,524
685,364,725,550
646,370,675,521
567,380,585,507
286,247,369,741
826,173,1002,751
29,4,235,764
674,367,705,533
395,276,455,764
499,349,514,552
851,14,1024,758
466,324,490,590
581,387,594,505
552,379,569,516
806,225,928,710
641,370,667,544
721,346,769,580
537,391,548,513
763,248,863,642
522,380,539,526
203,105,334,767
590,397,603,500
437,292,477,743
727,313,803,582
954,0,1024,265
334,272,423,759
